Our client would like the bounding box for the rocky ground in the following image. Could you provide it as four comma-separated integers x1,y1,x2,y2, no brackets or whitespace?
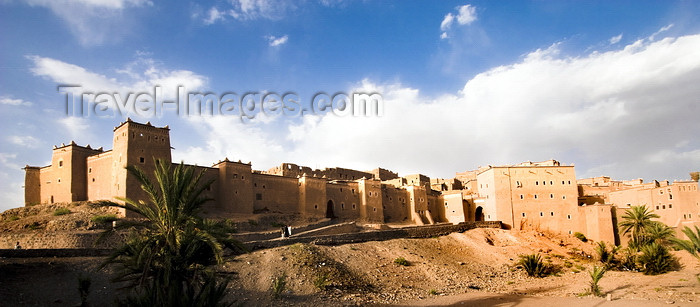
225,228,700,306
1,204,699,306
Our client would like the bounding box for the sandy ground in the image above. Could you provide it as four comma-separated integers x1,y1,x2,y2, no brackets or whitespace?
1,228,699,306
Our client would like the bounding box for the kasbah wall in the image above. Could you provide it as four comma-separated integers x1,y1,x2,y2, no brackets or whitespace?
23,120,700,244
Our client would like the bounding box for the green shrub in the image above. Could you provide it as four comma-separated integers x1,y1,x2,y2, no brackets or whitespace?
573,232,588,242
91,214,118,224
588,266,606,297
595,241,620,268
428,289,438,295
8,215,20,221
518,254,549,277
271,273,287,298
53,208,71,216
638,243,675,275
313,273,330,290
270,222,285,228
394,257,409,266
620,247,638,271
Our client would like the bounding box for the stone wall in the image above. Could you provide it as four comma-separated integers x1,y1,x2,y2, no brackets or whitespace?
0,231,124,249
244,221,502,251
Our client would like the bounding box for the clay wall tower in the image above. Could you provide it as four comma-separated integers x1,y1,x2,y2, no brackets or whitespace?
111,119,172,216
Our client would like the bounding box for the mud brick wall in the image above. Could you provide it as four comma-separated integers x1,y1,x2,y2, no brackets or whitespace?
244,221,502,251
0,231,124,249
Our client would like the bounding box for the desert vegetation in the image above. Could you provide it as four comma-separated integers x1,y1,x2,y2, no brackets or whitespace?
97,160,242,306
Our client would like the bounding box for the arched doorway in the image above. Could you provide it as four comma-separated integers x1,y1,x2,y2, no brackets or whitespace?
326,200,335,218
475,206,484,221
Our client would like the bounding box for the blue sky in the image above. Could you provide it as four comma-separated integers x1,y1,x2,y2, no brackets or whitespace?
1,1,700,212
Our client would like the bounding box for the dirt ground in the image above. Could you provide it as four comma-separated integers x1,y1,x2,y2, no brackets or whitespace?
3,228,697,306
226,228,700,306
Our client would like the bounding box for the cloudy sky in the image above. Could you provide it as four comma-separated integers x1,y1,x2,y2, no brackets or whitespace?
1,1,699,212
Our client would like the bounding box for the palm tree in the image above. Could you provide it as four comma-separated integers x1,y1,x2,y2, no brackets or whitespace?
645,222,675,247
671,226,700,260
99,160,242,306
589,266,606,297
619,205,659,249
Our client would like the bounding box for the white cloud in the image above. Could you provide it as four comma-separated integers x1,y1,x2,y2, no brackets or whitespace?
0,97,32,106
23,0,151,46
181,32,700,182
456,4,477,25
200,0,292,23
609,34,623,44
439,4,477,39
650,24,674,41
57,117,94,143
8,136,40,148
204,7,225,25
174,116,287,169
440,13,454,31
28,55,208,116
266,35,289,47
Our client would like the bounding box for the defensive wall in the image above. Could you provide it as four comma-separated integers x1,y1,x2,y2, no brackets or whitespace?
0,221,502,257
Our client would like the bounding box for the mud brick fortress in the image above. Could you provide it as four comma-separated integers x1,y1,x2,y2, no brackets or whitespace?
23,120,700,244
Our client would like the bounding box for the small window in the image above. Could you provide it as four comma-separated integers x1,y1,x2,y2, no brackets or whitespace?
256,193,262,200
550,194,554,199
254,183,257,187
656,205,660,210
232,174,238,179
662,205,666,209
139,157,145,163
534,194,538,199
562,195,566,199
88,168,92,174
352,203,356,209
59,160,63,167
543,181,546,185
92,178,95,182
540,212,543,217
567,214,571,220
520,195,524,199
568,180,571,184
669,194,673,200
522,212,526,217
341,203,345,209
262,185,266,189
562,181,565,184
535,181,539,185
669,204,672,209
57,178,61,183
550,212,554,216
314,205,318,209
373,207,377,212
550,181,553,185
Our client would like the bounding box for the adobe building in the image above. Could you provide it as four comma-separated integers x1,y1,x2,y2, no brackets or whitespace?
22,119,699,243
578,176,700,239
23,120,465,223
